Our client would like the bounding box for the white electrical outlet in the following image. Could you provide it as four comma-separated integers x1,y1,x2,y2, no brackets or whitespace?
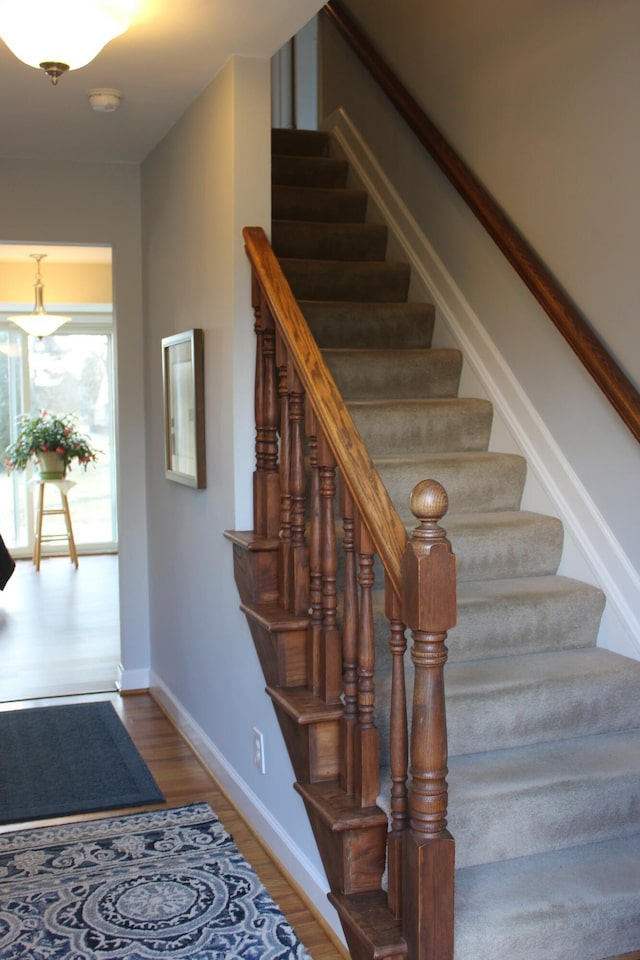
252,727,266,774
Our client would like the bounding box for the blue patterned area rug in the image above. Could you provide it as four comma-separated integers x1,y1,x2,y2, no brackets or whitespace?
0,802,312,959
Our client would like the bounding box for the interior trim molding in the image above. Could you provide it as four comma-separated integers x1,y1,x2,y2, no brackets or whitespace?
148,674,343,943
322,107,640,661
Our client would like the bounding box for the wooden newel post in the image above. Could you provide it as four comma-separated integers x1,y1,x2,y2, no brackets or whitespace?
401,479,456,960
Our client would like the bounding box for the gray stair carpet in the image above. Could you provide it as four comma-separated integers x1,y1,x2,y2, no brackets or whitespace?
271,127,640,960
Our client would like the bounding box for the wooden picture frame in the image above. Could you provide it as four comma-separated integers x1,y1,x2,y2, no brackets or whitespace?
161,329,206,488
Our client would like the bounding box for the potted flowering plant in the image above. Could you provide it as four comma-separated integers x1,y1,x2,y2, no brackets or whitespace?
4,411,99,479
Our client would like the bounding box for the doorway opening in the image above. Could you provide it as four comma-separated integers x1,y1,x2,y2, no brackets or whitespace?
0,243,120,702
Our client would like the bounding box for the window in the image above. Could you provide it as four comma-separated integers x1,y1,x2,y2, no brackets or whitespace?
0,319,117,555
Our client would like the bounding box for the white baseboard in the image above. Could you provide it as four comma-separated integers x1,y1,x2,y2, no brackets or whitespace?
116,664,150,692
322,108,640,660
148,673,345,945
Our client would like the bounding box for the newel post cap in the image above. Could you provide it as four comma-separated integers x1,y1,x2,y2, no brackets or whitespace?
401,479,457,632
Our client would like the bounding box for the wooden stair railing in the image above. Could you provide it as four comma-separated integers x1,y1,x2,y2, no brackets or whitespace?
241,224,457,959
323,0,640,445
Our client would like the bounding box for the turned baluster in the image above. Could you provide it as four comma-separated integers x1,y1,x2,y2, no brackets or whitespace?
402,479,456,960
339,480,359,795
306,407,323,694
317,432,342,703
276,333,292,609
353,515,379,807
288,363,309,616
386,582,408,917
251,286,279,539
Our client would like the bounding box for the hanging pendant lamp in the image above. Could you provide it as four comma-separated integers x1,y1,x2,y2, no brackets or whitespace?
0,0,133,85
8,254,71,339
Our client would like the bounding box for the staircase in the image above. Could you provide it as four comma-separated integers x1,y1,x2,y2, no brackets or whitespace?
231,127,640,960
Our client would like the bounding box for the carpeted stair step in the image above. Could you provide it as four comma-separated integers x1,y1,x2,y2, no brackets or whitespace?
451,574,605,657
446,728,640,868
340,510,564,586
272,128,330,157
324,347,462,399
444,647,640,756
272,154,349,189
453,834,640,960
348,398,493,455
375,451,527,516
280,258,411,302
272,221,388,261
444,511,564,581
302,301,435,349
272,184,368,223
370,576,603,674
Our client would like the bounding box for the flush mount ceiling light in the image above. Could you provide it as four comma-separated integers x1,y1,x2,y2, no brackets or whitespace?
0,0,133,85
9,254,71,338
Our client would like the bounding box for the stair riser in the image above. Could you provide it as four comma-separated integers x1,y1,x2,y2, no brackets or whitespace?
281,259,411,302
445,652,640,756
448,733,640,867
376,453,527,516
272,703,341,784
272,155,349,189
272,221,388,262
349,399,493,455
243,616,308,689
335,515,563,591
272,129,330,157
231,539,279,605
303,300,435,350
273,185,367,223
301,802,387,895
325,349,462,400
445,513,564,582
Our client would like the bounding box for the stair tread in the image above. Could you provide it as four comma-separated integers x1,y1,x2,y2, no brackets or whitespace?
295,780,388,831
239,600,309,631
266,686,344,724
455,834,640,960
329,891,406,958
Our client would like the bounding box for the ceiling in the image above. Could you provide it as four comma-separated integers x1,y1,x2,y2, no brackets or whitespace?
0,0,323,165
0,0,324,266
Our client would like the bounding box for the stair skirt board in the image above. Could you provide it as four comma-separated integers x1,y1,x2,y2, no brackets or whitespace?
233,127,640,959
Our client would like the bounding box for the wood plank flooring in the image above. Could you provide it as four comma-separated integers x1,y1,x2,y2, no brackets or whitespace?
0,555,120,702
0,557,346,958
0,691,347,960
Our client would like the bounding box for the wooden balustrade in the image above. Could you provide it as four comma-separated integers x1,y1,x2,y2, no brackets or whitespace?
245,225,455,958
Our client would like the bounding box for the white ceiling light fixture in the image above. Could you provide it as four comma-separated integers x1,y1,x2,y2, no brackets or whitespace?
9,254,71,339
0,0,133,85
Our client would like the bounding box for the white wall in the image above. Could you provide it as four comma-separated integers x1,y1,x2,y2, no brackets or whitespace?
320,1,640,635
140,55,337,934
0,158,150,681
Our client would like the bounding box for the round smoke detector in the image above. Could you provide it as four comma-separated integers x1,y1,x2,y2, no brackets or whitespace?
88,88,122,113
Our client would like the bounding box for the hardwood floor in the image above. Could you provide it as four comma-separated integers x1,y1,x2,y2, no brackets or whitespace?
0,554,120,702
0,691,346,959
0,555,347,958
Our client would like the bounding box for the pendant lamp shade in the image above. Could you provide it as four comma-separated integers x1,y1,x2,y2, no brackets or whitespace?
8,255,70,339
0,0,132,83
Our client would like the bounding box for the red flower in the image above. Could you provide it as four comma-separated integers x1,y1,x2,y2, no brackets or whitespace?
55,447,65,455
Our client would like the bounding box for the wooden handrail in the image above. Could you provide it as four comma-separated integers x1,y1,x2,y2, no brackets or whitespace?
324,0,640,444
243,225,408,596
